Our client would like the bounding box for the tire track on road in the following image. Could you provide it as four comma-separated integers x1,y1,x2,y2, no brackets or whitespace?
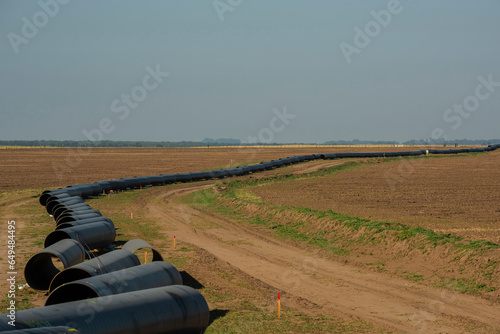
146,184,500,333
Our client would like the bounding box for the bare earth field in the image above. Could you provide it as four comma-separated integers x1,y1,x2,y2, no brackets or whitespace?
1,146,499,333
0,146,452,192
252,150,500,243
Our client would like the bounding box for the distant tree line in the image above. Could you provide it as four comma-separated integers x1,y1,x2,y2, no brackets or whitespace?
325,138,500,146
0,140,238,147
401,139,500,146
323,139,399,145
202,138,241,144
0,138,498,147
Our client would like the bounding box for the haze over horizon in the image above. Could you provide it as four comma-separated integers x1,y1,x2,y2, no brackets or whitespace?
1,1,499,144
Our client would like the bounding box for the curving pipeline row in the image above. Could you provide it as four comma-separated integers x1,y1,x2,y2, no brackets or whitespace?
13,173,212,332
3,144,499,333
38,144,500,208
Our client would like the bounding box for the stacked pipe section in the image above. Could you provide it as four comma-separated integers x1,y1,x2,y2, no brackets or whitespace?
0,286,209,334
48,239,163,292
42,187,116,251
19,169,211,333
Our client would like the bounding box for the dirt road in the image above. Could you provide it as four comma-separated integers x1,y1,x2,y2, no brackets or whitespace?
145,184,500,333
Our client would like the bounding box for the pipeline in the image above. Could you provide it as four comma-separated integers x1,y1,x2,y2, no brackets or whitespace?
49,248,141,292
47,239,163,292
55,217,113,230
55,211,102,225
121,238,164,262
39,146,500,206
52,203,95,220
44,220,116,249
46,197,84,215
24,239,86,291
0,286,210,334
46,261,182,305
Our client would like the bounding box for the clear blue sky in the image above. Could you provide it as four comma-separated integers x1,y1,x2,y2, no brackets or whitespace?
1,0,499,143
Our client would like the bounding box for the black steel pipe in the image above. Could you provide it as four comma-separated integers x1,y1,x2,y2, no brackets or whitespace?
46,197,85,215
96,180,112,193
54,207,99,221
121,238,163,261
24,239,86,291
149,175,165,185
175,173,193,182
56,216,113,230
56,208,101,219
190,172,211,181
43,192,71,207
56,212,102,225
52,200,91,211
119,177,149,189
47,197,85,215
81,183,105,197
0,285,209,334
160,174,179,184
44,221,116,249
62,184,101,199
49,249,140,291
53,204,95,220
46,261,182,305
40,189,69,206
107,179,129,190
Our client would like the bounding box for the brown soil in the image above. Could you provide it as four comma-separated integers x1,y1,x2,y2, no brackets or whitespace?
252,151,500,243
0,146,458,192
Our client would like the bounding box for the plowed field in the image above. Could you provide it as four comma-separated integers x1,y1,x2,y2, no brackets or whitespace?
0,146,446,191
251,151,500,243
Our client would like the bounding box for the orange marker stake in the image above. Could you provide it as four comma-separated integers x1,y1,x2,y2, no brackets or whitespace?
278,292,281,318
173,236,176,249
131,210,133,219
145,251,148,264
